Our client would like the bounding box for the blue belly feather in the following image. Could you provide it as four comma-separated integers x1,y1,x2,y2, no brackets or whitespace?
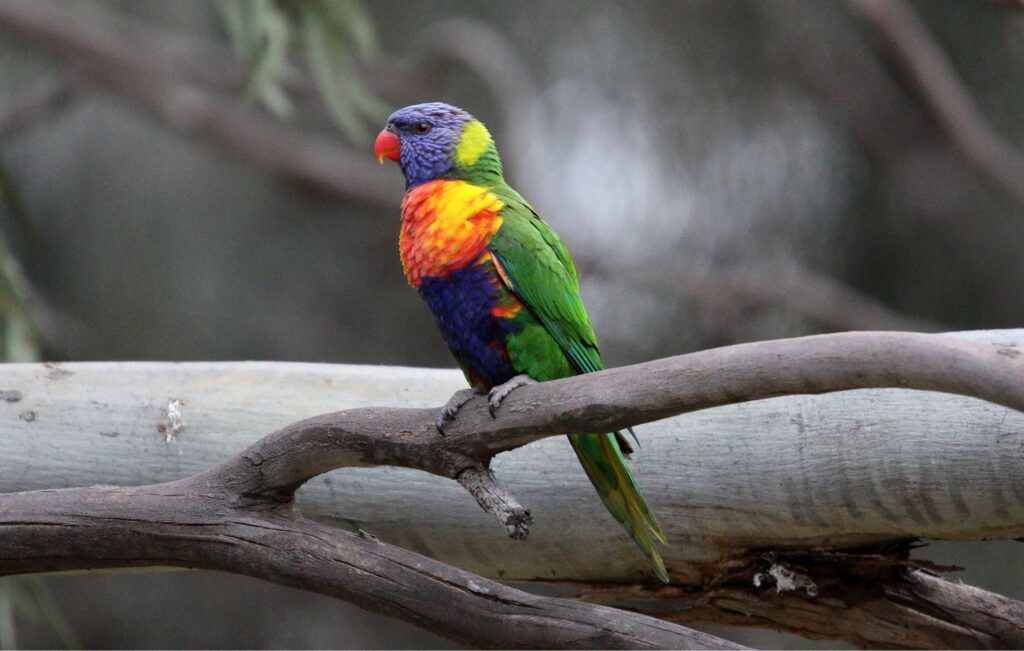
419,260,519,388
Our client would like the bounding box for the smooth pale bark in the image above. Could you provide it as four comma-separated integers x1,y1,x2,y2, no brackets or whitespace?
1,331,1023,584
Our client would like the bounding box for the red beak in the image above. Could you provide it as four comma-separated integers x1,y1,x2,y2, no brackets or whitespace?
374,129,401,164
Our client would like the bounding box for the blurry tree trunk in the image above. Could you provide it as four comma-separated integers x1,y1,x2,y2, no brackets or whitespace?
1,331,1024,647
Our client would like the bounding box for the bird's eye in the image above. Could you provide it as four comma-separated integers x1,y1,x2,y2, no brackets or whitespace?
414,121,432,134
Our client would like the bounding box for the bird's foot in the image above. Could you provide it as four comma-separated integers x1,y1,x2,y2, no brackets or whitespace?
436,388,485,434
487,374,537,417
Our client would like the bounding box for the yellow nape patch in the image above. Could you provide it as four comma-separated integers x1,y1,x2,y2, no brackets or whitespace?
455,120,493,167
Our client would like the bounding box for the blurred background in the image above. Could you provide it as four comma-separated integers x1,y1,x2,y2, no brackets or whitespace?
0,0,1022,647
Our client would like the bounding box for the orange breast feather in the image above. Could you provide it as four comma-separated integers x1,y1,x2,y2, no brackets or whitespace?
399,180,505,287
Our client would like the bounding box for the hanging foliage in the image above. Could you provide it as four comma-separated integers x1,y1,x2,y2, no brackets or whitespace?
215,0,386,141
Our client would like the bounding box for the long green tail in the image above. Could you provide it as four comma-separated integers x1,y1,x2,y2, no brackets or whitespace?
569,432,669,582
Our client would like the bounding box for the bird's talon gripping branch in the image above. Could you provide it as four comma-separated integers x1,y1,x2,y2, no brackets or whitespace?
436,387,485,434
487,374,537,417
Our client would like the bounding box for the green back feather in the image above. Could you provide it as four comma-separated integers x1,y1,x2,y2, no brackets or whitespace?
487,185,668,582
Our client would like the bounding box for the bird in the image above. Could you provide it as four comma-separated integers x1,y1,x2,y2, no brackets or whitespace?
374,102,667,582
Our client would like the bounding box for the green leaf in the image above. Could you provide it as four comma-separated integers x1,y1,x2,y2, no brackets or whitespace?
300,5,365,140
246,0,294,118
316,0,377,58
215,0,384,142
216,0,295,119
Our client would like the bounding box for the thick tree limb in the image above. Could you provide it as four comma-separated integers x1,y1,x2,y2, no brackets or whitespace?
150,332,1024,520
11,340,1024,564
3,331,1024,647
0,484,737,650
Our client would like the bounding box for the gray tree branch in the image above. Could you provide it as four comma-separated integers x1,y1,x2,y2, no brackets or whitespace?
1,4,1022,642
162,332,1024,522
3,332,1024,646
0,81,74,141
599,257,943,334
0,484,738,650
846,0,1024,206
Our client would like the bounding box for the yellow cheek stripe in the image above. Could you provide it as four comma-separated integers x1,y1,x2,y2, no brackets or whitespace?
454,120,493,167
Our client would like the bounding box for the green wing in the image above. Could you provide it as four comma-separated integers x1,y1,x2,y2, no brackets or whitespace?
488,185,668,582
488,186,603,376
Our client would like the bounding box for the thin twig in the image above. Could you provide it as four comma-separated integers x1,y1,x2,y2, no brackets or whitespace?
717,259,942,332
592,257,943,334
846,0,1024,206
457,465,532,540
0,2,550,209
0,82,74,141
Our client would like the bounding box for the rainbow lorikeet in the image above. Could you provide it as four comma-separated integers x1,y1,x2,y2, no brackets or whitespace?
374,102,667,582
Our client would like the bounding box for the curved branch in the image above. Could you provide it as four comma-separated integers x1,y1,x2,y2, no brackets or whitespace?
846,0,1024,206
202,331,1024,503
6,347,1024,571
144,329,1024,561
0,81,75,141
596,257,944,335
0,485,738,650
2,331,1024,647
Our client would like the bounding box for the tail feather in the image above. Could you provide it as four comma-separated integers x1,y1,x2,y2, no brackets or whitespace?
569,432,668,582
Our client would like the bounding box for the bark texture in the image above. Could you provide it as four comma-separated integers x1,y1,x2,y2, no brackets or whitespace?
1,331,1024,647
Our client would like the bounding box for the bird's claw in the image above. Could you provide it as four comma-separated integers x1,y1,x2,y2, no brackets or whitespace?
487,374,537,417
435,376,538,431
435,388,484,434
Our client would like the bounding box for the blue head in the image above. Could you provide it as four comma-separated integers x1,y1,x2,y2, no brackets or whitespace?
374,102,501,188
